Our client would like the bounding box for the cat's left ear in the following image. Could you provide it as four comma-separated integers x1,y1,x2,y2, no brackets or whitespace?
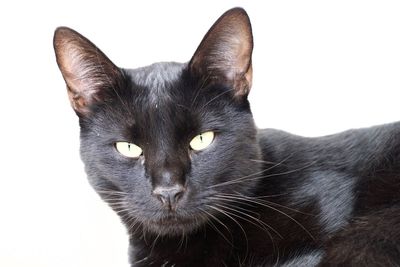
189,8,253,99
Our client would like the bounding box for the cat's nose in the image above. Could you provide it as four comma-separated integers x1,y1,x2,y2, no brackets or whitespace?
152,184,185,210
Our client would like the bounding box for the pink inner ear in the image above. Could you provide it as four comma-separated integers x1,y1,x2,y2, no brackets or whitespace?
189,8,253,97
54,27,123,115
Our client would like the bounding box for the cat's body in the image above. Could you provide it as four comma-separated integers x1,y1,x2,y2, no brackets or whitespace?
54,8,400,267
127,124,400,266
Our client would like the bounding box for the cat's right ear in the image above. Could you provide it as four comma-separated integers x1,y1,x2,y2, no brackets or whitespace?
53,27,124,116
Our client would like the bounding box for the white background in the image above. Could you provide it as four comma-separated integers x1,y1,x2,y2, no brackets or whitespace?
1,1,399,266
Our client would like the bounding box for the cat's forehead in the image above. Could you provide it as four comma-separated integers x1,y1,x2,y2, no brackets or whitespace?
119,62,191,127
128,62,184,89
125,62,186,108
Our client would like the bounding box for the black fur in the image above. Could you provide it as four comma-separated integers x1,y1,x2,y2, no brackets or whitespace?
54,7,400,267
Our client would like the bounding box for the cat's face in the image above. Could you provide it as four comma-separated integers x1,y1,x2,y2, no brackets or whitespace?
54,8,261,235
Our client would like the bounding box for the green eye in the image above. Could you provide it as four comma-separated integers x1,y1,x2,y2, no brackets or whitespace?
115,142,143,158
189,131,215,151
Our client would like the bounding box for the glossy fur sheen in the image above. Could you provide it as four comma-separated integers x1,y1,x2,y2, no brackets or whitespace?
54,8,400,267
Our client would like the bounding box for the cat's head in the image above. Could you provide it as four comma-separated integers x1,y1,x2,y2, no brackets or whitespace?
54,8,261,236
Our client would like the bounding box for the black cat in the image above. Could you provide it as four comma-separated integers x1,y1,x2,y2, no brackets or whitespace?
54,7,400,267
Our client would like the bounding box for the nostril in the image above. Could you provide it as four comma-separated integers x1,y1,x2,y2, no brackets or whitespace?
156,194,168,205
174,190,184,202
152,185,185,207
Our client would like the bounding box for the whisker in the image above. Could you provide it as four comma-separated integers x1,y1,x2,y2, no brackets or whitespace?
206,204,249,249
208,154,295,189
149,232,161,256
215,194,315,240
209,160,316,189
114,209,132,216
217,192,313,216
200,88,235,110
190,74,210,108
94,189,129,195
200,209,234,246
133,256,149,265
249,159,285,165
128,218,141,236
177,229,187,252
259,161,316,179
213,202,282,239
209,197,259,215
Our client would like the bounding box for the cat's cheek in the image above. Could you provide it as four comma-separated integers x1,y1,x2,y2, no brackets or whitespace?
95,155,146,191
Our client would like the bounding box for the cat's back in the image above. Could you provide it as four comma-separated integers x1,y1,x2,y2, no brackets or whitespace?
257,122,400,173
257,123,400,231
254,124,400,266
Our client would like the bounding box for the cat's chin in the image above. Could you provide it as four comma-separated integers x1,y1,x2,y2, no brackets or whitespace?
141,215,205,236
